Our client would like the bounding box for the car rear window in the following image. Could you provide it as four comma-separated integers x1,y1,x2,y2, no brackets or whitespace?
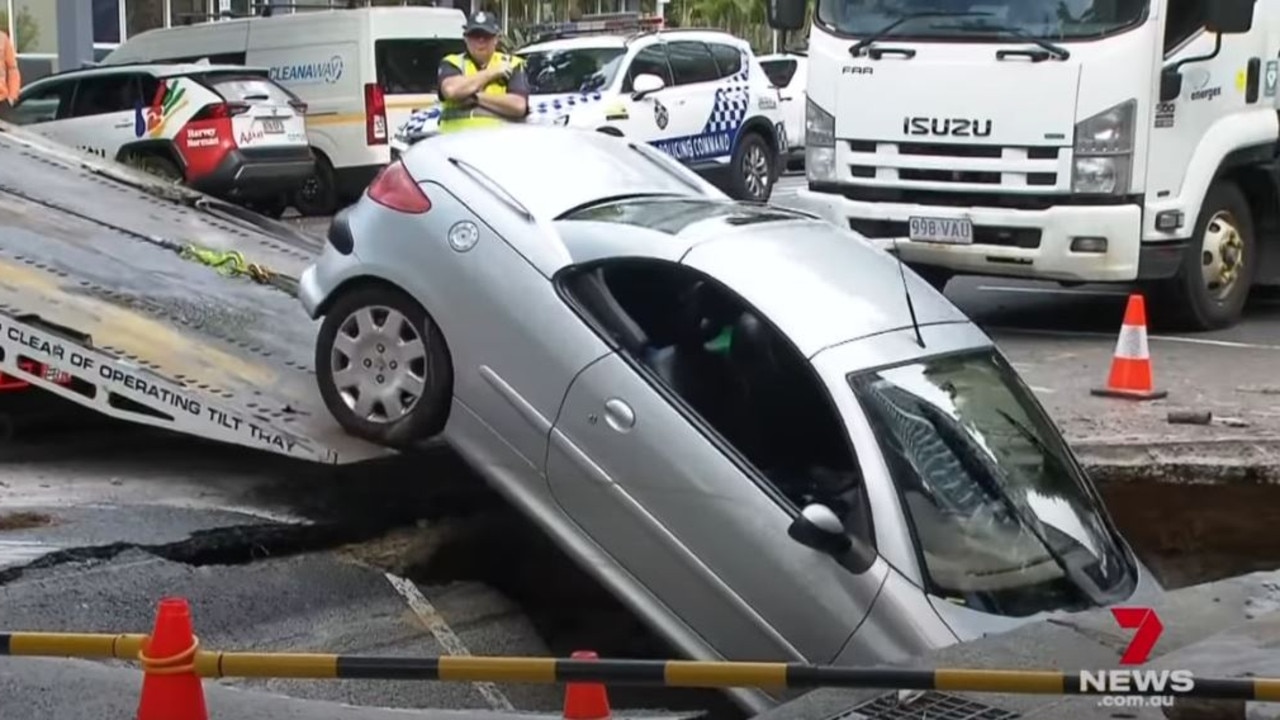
376,38,467,95
199,73,300,105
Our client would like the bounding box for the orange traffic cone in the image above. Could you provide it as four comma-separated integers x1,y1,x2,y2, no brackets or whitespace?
563,650,611,720
137,597,208,720
1091,294,1167,400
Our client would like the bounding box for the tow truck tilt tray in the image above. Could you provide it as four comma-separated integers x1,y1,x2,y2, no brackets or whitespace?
0,126,393,465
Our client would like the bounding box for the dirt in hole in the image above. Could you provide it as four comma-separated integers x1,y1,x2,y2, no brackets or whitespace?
345,507,748,720
1100,479,1280,589
0,511,54,531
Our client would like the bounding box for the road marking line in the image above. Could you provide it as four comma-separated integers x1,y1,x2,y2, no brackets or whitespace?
977,284,1131,297
384,572,515,711
988,326,1280,351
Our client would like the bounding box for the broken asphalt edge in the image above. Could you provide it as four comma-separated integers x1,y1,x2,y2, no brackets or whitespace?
1070,435,1280,483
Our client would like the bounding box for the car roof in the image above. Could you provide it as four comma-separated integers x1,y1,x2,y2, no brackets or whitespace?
520,35,629,52
681,220,971,356
557,203,971,356
400,125,723,221
521,28,748,53
27,62,264,85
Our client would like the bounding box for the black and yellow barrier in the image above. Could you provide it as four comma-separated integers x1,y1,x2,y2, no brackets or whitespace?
2,631,1278,702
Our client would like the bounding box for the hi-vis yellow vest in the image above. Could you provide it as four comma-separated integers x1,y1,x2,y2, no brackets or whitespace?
438,52,524,133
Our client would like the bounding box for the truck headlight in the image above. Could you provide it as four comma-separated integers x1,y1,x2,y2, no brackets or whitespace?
1071,99,1135,195
806,98,837,183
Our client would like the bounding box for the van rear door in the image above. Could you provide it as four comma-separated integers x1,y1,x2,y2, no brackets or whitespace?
374,38,466,138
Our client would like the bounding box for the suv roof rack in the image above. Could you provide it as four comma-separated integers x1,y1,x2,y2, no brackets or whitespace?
528,12,665,45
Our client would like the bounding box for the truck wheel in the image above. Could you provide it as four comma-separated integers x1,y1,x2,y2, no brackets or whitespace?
315,284,453,448
294,153,338,217
728,131,775,203
1157,180,1255,331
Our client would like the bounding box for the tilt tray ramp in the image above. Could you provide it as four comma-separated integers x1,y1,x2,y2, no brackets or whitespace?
0,123,395,465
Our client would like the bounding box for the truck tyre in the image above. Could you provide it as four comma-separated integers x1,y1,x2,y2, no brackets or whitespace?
1157,179,1255,331
315,284,453,448
728,131,775,203
294,152,338,217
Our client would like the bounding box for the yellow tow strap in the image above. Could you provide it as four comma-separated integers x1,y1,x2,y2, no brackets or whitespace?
180,246,274,284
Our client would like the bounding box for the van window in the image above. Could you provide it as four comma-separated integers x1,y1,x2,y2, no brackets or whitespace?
375,39,468,95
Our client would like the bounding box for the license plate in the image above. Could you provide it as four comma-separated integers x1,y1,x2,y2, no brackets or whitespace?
261,119,285,134
908,216,973,245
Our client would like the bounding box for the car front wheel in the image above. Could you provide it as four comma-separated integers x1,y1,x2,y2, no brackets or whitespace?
315,284,453,447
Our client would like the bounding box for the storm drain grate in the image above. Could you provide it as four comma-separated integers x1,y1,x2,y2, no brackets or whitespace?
831,691,1020,720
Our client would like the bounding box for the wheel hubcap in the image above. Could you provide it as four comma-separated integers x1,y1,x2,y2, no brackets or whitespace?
1201,211,1245,301
329,306,428,424
742,145,770,200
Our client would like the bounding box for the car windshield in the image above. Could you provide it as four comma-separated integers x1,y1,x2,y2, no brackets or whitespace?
817,0,1149,41
519,47,626,94
848,350,1137,618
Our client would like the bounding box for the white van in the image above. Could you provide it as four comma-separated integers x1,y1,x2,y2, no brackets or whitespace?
101,5,467,216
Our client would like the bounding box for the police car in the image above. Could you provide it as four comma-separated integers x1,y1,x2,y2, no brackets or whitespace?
6,62,314,216
392,16,787,202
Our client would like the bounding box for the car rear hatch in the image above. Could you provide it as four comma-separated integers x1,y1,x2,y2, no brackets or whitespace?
198,71,310,150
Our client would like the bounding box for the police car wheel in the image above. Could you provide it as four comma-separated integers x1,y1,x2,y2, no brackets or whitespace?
730,132,775,202
316,283,454,448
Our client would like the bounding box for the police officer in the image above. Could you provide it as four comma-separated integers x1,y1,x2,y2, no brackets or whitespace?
436,11,530,133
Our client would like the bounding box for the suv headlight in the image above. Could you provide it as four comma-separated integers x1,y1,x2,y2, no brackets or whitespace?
1071,99,1136,195
806,98,837,183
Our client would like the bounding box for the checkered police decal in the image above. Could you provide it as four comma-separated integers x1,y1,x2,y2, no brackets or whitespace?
532,92,605,116
652,48,752,164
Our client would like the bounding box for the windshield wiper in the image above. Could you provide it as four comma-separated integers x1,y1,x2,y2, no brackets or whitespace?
849,11,992,57
915,403,1103,606
929,21,1070,60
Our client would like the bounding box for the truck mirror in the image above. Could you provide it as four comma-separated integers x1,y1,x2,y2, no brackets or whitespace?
1160,68,1183,102
1206,0,1254,34
767,0,807,31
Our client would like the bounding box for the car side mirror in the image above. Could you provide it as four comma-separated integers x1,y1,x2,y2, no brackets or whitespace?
767,0,807,31
1206,0,1254,34
631,73,665,100
788,504,852,555
1160,67,1183,103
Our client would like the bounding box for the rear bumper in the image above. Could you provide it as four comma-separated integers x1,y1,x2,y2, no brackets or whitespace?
191,146,315,199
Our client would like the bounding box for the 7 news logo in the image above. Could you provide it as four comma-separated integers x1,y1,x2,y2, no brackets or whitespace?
1080,607,1193,708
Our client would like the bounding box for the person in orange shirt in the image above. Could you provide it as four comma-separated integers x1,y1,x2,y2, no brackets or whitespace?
0,29,21,120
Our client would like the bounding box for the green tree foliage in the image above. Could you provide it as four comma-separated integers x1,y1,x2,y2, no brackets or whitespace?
0,6,40,53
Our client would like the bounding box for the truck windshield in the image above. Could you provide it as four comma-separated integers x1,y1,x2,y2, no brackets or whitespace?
519,47,626,94
817,0,1149,41
848,350,1137,618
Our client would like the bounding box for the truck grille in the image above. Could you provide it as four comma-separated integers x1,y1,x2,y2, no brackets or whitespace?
844,139,1066,191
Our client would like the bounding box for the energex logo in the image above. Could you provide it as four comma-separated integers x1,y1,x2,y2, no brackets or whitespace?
1081,607,1193,709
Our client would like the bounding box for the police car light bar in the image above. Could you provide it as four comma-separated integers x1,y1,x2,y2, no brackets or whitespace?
529,13,663,42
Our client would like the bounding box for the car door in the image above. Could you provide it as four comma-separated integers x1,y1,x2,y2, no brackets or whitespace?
7,79,77,140
651,40,735,165
58,73,151,160
618,42,676,143
761,57,803,150
546,259,886,666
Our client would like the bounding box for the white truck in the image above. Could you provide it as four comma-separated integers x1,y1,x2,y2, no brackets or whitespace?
765,0,1273,330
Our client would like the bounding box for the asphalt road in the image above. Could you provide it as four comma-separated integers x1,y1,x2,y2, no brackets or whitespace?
0,429,736,720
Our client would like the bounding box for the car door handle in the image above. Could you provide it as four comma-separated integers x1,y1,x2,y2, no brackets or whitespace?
601,398,635,433
113,120,132,128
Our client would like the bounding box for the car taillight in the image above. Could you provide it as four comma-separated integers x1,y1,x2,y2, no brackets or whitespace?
191,102,251,121
367,160,431,213
365,82,387,146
